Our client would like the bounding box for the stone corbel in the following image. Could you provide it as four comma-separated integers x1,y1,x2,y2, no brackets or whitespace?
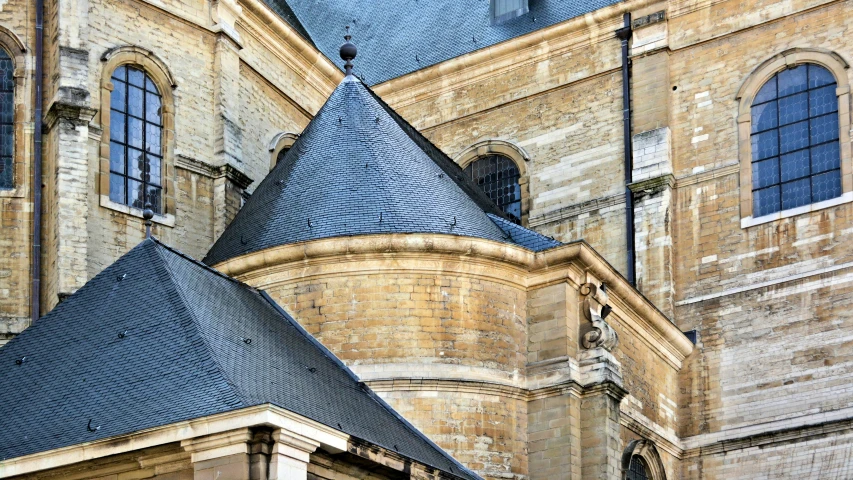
580,283,618,351
268,428,321,480
211,0,243,47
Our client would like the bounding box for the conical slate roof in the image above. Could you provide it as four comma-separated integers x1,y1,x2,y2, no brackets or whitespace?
204,75,560,265
0,239,479,479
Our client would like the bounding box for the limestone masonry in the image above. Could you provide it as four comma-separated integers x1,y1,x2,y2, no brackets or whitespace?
1,0,852,479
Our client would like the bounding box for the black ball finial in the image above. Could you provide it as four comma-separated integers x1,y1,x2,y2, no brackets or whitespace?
143,202,154,238
340,26,357,75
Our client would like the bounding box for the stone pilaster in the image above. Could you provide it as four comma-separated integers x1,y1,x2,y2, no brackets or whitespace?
43,103,95,312
267,429,320,480
630,127,675,318
212,164,252,241
579,348,627,480
182,428,254,480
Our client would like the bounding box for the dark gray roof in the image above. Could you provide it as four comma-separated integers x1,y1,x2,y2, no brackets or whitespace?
266,0,622,85
0,239,479,479
204,75,560,265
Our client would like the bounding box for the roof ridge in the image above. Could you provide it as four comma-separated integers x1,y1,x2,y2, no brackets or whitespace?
256,292,476,479
152,243,250,407
153,238,259,291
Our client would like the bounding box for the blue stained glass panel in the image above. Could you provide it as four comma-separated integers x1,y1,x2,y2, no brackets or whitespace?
754,186,780,217
780,150,810,182
110,80,126,111
812,169,842,203
754,77,776,104
146,92,161,124
751,100,777,133
811,142,840,174
779,121,808,154
751,130,778,160
0,92,13,123
112,66,127,82
810,114,838,144
110,112,125,142
128,148,144,181
809,64,835,88
778,65,808,96
128,86,144,117
145,123,161,155
809,85,837,117
752,157,779,189
128,68,144,87
109,141,125,174
781,178,811,210
779,92,808,126
109,173,125,204
0,49,13,188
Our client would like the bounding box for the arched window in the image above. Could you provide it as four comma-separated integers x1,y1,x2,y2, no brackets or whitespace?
0,48,13,189
269,132,299,170
108,65,163,213
750,63,841,217
626,455,650,480
464,154,522,223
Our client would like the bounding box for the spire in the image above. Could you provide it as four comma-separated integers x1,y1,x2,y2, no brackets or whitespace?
340,26,357,76
143,203,154,238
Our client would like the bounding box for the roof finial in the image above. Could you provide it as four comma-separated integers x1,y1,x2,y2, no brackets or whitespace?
143,203,154,238
340,26,357,76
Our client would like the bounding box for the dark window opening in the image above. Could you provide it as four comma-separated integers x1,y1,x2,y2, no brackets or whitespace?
627,455,650,480
109,65,164,213
0,49,13,188
750,64,841,217
276,146,290,166
490,0,529,25
464,154,522,224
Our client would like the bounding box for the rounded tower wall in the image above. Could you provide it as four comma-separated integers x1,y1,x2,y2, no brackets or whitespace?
218,234,533,478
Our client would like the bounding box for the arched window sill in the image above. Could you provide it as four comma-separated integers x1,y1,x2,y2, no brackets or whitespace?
740,191,853,228
99,195,176,227
0,185,27,198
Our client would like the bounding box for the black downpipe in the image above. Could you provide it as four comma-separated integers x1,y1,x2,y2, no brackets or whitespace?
616,13,635,286
32,0,43,322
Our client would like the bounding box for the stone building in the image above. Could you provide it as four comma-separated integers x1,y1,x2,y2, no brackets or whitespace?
1,0,853,478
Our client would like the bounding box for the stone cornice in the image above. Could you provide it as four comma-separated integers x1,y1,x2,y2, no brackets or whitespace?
628,174,675,198
43,101,97,131
175,155,253,189
238,0,342,101
213,234,694,363
0,404,348,478
373,0,658,111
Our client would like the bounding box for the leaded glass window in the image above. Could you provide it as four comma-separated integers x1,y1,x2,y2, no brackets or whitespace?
0,49,13,189
626,455,650,480
751,64,841,217
490,0,529,25
109,65,163,213
464,154,522,224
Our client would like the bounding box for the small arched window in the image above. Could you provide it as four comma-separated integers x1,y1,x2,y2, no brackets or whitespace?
108,65,163,213
626,455,650,480
464,154,521,223
0,48,13,189
750,63,841,217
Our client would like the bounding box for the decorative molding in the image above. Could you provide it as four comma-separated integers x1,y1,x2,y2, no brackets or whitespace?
528,192,626,228
621,439,669,480
43,102,97,131
628,175,675,198
0,404,349,478
175,155,254,189
100,46,178,89
674,162,739,188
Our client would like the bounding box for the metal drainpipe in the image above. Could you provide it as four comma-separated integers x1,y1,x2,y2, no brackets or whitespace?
616,13,635,286
31,0,44,322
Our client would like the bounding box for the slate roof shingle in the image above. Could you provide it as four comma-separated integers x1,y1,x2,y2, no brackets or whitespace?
0,239,480,480
266,0,624,85
204,75,561,266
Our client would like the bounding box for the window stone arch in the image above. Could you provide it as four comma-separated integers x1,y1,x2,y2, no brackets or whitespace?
0,25,27,196
735,48,851,227
621,439,666,480
454,139,530,225
269,131,299,170
98,46,177,225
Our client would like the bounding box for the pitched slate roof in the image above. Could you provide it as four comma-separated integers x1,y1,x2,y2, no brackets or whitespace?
264,0,623,85
204,75,560,265
0,239,480,479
